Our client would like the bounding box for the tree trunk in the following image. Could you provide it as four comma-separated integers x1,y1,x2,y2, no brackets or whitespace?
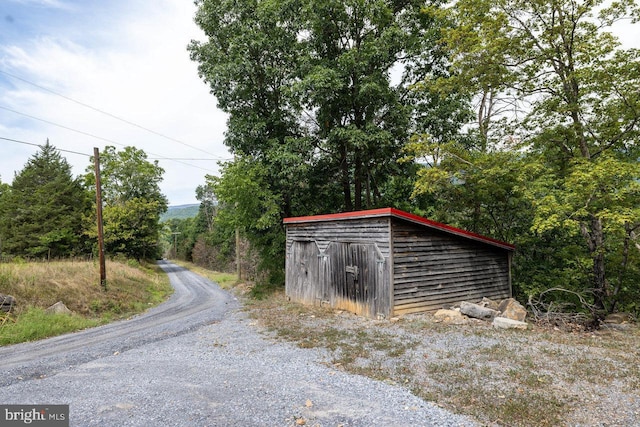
354,152,362,211
582,215,607,320
341,145,352,211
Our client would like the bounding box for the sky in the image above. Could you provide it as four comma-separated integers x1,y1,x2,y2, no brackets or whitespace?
0,0,229,206
0,1,638,207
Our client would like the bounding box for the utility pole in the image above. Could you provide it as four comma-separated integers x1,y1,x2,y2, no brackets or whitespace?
172,232,181,259
94,147,107,290
236,228,241,280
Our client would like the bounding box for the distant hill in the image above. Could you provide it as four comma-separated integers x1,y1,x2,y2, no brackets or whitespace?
161,204,200,222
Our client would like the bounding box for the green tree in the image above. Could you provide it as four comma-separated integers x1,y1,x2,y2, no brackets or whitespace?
86,146,168,260
101,198,164,260
417,0,640,317
205,158,285,285
0,142,91,258
189,0,464,285
94,146,168,211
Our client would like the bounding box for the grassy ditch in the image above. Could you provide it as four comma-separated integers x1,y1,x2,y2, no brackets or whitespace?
244,289,640,427
169,260,238,290
0,260,172,345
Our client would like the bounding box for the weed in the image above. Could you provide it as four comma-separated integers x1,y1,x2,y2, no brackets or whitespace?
0,260,172,345
0,307,102,346
172,263,639,427
169,260,239,290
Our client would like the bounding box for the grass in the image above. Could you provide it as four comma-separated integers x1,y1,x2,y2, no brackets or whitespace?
170,260,239,289
0,307,102,345
0,260,172,346
241,288,640,427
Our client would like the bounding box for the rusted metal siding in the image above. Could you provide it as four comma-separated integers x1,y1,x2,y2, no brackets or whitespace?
391,219,511,315
285,218,392,318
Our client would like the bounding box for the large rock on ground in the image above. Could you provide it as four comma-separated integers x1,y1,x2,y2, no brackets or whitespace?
498,298,528,322
479,297,500,311
433,309,468,325
604,313,632,324
45,301,72,315
493,316,528,330
0,294,16,313
460,301,500,320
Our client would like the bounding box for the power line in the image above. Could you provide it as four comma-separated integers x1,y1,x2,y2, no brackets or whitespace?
0,68,228,161
0,105,217,173
0,136,230,165
0,136,91,157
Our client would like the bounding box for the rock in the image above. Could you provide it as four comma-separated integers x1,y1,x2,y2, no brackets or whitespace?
45,301,72,315
0,294,16,313
434,309,468,325
479,297,499,311
460,301,500,320
493,316,528,330
604,313,632,324
498,298,528,322
605,312,632,324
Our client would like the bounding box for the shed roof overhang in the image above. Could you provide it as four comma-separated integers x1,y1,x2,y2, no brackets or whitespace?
284,208,515,251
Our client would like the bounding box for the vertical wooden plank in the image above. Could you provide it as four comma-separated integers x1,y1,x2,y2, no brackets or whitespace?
387,216,395,318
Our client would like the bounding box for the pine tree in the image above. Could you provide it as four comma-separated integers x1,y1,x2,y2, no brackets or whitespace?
0,141,91,258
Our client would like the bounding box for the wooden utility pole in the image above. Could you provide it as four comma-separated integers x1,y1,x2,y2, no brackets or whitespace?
94,147,107,290
171,232,181,259
236,228,241,280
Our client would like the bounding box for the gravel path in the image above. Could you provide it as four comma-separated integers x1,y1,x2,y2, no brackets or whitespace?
0,261,476,426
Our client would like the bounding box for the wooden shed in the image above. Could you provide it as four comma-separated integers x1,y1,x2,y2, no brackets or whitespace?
284,208,515,319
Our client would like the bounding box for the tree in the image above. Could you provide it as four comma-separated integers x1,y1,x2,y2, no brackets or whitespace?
417,0,640,317
85,146,168,260
189,0,464,285
94,146,167,211
101,198,164,260
0,141,91,258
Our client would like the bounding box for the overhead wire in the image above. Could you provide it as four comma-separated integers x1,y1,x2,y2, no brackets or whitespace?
0,105,219,173
0,136,90,157
0,68,228,161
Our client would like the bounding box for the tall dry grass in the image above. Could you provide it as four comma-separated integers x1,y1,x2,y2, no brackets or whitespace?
0,260,171,321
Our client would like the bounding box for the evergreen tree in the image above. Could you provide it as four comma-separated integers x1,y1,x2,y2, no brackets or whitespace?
0,141,91,258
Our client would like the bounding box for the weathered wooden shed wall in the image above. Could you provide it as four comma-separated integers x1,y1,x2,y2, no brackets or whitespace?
391,218,512,315
285,208,514,319
285,216,392,318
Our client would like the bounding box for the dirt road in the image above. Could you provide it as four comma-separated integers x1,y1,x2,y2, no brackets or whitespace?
0,261,236,386
0,261,474,426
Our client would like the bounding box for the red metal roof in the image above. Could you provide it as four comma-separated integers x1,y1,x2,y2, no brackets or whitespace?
284,207,515,251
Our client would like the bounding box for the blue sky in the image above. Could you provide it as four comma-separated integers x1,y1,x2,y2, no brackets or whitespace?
0,0,229,205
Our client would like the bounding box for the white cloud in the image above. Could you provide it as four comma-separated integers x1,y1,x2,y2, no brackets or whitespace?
7,0,71,9
0,0,228,205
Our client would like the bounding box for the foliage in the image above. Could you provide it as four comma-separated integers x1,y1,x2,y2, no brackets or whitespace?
406,141,531,242
187,0,640,317
89,146,168,211
85,146,168,261
0,142,91,258
189,0,465,284
99,198,164,260
0,307,102,346
205,158,285,286
413,0,640,316
0,260,172,345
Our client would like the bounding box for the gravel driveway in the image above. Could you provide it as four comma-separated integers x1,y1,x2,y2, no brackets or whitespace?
0,261,475,426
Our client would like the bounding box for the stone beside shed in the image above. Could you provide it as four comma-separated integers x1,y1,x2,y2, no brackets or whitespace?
284,208,515,319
